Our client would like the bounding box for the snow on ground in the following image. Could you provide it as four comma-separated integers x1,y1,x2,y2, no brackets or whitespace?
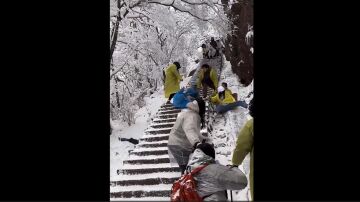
110,87,167,179
110,59,254,201
210,59,253,201
110,62,197,180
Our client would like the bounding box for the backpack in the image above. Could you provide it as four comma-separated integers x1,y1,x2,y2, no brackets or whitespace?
170,164,208,202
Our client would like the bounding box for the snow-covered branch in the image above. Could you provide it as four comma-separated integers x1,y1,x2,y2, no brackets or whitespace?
147,0,215,21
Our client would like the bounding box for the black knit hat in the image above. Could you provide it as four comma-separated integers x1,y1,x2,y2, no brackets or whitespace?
173,62,181,69
196,143,215,159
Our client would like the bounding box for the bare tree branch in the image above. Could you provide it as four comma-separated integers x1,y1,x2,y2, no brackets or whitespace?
181,0,223,6
110,61,128,79
147,0,215,21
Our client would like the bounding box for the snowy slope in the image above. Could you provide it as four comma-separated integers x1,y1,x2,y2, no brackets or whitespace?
110,62,198,179
210,60,253,201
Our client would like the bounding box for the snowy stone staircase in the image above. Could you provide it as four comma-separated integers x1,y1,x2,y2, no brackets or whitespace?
110,56,223,201
110,103,181,200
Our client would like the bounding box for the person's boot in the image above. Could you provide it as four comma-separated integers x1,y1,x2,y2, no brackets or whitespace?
179,165,187,175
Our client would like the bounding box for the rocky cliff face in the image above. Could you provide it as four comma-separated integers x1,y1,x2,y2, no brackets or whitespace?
222,0,253,86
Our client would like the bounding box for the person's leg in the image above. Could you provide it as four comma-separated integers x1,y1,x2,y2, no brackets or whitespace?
232,100,248,108
202,83,208,98
216,101,247,114
215,105,226,114
179,165,187,174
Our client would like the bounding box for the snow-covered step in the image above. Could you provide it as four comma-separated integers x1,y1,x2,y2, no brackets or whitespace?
110,177,178,186
128,154,169,160
145,128,172,135
159,107,180,112
118,167,181,175
149,122,175,129
158,109,181,115
130,149,169,157
153,118,177,123
123,157,170,165
121,163,179,170
111,183,173,192
140,135,169,142
131,147,168,152
158,114,178,119
138,139,168,144
137,143,168,148
112,171,180,181
111,196,170,201
110,190,170,198
160,104,175,109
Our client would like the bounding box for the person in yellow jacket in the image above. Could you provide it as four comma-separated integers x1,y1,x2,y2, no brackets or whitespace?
164,62,182,102
232,98,254,200
197,64,218,98
210,86,247,114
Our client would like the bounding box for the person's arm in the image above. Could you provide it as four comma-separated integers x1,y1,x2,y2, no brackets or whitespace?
232,119,253,166
171,65,182,81
182,113,201,147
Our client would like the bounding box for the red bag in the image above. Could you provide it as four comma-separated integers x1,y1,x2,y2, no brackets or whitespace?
170,164,208,202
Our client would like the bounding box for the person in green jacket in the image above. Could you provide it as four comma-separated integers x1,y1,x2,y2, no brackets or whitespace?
232,98,254,200
164,62,182,102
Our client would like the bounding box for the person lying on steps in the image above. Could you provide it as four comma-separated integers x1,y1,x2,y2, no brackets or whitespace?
210,86,248,114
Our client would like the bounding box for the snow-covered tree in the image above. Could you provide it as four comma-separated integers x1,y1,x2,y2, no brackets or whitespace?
110,0,230,125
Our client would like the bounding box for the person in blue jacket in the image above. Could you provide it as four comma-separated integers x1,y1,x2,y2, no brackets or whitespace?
172,87,199,109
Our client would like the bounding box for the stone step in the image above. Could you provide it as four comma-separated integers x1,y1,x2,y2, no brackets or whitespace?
137,142,168,148
158,109,181,114
153,118,177,123
110,177,178,186
158,114,178,119
160,104,174,108
149,123,174,129
110,190,170,198
118,167,181,175
146,128,171,135
123,158,170,165
140,135,169,142
130,149,169,156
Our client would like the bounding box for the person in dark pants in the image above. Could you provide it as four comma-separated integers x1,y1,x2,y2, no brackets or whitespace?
197,64,218,98
210,37,219,57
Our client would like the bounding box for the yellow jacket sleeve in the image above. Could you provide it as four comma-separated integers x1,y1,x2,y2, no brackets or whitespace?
232,119,253,166
171,65,182,81
211,94,220,104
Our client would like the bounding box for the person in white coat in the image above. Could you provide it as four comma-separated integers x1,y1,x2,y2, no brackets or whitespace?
168,98,206,174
